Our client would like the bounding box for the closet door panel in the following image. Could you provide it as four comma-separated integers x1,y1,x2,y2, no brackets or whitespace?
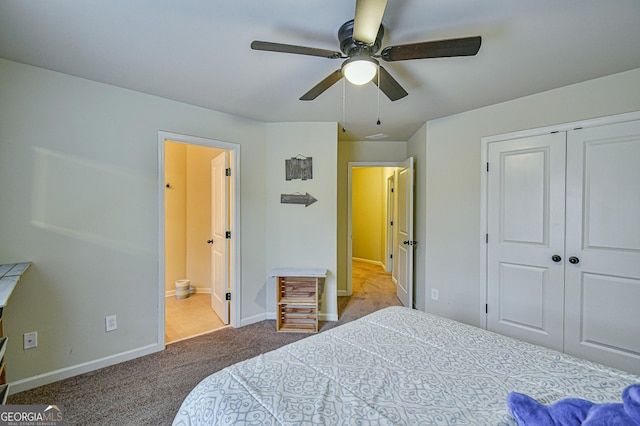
487,133,566,351
579,273,640,354
565,120,640,374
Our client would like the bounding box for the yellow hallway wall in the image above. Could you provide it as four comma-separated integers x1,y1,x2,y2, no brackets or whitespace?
352,167,385,265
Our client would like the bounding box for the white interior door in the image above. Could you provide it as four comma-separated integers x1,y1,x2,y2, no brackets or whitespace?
211,152,229,324
487,133,566,350
395,157,414,308
564,120,640,373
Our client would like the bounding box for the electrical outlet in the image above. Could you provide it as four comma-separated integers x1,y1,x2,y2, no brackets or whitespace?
431,289,439,301
24,332,38,349
105,315,117,332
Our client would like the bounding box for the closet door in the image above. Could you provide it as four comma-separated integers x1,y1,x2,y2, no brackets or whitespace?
564,120,640,374
487,133,566,350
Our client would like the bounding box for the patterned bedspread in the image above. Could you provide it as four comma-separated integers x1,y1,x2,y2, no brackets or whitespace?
173,306,639,425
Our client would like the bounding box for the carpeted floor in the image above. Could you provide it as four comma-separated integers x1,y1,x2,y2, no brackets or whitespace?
8,261,401,425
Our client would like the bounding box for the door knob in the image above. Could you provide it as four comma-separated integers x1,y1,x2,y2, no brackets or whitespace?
207,239,214,245
568,256,580,264
551,255,562,262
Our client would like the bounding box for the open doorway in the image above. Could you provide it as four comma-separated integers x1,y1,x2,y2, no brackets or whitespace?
351,166,395,271
347,159,414,308
158,131,240,347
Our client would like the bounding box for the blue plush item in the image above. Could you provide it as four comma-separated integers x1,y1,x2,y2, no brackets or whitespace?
507,384,640,425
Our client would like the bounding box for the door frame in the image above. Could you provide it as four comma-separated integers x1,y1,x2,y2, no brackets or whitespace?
347,161,408,297
479,111,640,329
385,175,395,273
158,131,241,348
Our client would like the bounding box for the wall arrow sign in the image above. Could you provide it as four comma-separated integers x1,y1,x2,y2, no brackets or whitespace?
280,192,317,207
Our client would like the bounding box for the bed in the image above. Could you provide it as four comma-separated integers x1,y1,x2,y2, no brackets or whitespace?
173,306,639,425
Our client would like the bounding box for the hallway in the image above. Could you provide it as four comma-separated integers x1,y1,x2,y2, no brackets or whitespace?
334,259,402,326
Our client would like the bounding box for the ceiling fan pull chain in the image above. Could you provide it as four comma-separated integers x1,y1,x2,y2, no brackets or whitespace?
376,64,381,125
342,78,347,133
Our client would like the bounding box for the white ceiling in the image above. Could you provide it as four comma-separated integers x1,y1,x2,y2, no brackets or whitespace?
1,1,639,141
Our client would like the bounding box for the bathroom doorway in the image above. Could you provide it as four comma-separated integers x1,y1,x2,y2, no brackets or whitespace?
158,131,240,346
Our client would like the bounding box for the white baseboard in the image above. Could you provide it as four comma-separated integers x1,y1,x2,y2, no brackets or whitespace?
240,312,268,327
8,343,163,395
165,287,212,298
352,257,385,269
321,313,338,321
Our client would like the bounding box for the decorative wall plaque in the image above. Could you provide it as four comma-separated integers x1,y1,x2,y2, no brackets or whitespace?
285,156,313,181
280,192,318,207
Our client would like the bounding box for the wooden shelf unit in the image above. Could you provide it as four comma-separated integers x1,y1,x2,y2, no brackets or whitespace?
271,269,326,333
0,262,31,402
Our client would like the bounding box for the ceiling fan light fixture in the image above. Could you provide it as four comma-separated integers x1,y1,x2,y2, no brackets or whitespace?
342,56,378,85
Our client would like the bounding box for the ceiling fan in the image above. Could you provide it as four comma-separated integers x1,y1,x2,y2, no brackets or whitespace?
251,0,481,102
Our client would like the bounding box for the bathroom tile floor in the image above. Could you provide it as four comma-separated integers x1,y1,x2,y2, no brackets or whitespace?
165,293,227,344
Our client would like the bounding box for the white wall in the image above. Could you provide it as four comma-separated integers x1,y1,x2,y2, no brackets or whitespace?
0,58,267,391
265,123,338,321
422,67,640,326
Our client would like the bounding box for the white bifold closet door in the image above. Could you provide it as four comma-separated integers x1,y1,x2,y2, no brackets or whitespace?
487,119,640,374
563,120,640,374
487,132,567,351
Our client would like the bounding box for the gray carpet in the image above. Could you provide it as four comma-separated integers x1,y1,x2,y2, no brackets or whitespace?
8,261,401,425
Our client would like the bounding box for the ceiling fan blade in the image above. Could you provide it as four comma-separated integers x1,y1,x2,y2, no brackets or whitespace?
353,0,388,44
251,41,343,59
380,36,482,62
373,66,408,101
300,70,343,101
